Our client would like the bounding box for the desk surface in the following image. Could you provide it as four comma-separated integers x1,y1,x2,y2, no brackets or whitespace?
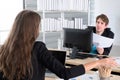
45,76,120,80
66,57,120,73
48,49,120,73
45,71,120,80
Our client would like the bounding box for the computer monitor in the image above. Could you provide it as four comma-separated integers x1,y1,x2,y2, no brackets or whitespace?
63,28,93,58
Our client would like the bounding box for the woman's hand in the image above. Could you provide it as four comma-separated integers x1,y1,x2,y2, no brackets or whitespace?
98,58,118,67
84,57,118,72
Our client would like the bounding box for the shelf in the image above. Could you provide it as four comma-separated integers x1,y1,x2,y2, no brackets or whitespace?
37,10,88,13
37,0,89,11
36,0,90,48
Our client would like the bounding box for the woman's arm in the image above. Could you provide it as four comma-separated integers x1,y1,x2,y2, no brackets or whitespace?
35,41,85,79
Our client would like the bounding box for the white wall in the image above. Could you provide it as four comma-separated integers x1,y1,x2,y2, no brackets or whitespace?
94,0,120,46
0,0,23,44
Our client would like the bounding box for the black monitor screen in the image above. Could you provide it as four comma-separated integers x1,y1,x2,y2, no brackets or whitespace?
63,28,93,53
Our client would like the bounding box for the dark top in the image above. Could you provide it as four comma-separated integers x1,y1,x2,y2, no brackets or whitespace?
0,41,85,80
92,27,114,55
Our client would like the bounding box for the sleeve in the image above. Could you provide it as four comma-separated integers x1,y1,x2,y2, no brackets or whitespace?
103,31,114,55
34,41,85,79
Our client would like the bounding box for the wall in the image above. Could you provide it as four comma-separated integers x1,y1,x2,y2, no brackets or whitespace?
110,45,120,56
94,0,120,46
0,0,23,44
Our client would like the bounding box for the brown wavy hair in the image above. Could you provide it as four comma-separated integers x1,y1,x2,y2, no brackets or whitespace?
0,10,41,80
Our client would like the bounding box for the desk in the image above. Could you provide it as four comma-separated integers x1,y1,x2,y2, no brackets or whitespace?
66,57,120,74
48,49,120,74
45,49,120,79
45,71,120,80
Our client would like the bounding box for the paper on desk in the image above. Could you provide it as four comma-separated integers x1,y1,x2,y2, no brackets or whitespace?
93,33,114,48
69,74,99,80
113,57,120,65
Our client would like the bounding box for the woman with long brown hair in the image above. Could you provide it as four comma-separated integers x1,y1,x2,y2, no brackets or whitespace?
0,10,117,80
0,10,40,80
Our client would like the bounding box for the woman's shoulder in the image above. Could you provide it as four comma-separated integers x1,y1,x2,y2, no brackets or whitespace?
34,41,45,46
33,41,47,51
0,72,3,79
0,72,6,80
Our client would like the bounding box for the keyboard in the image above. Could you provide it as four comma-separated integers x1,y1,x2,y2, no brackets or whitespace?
75,52,97,59
75,52,108,59
67,52,108,59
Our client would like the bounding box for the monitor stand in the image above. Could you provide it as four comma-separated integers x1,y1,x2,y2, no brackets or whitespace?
70,46,79,59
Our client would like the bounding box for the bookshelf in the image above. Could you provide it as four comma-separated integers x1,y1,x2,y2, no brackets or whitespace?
37,0,89,32
25,0,92,49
